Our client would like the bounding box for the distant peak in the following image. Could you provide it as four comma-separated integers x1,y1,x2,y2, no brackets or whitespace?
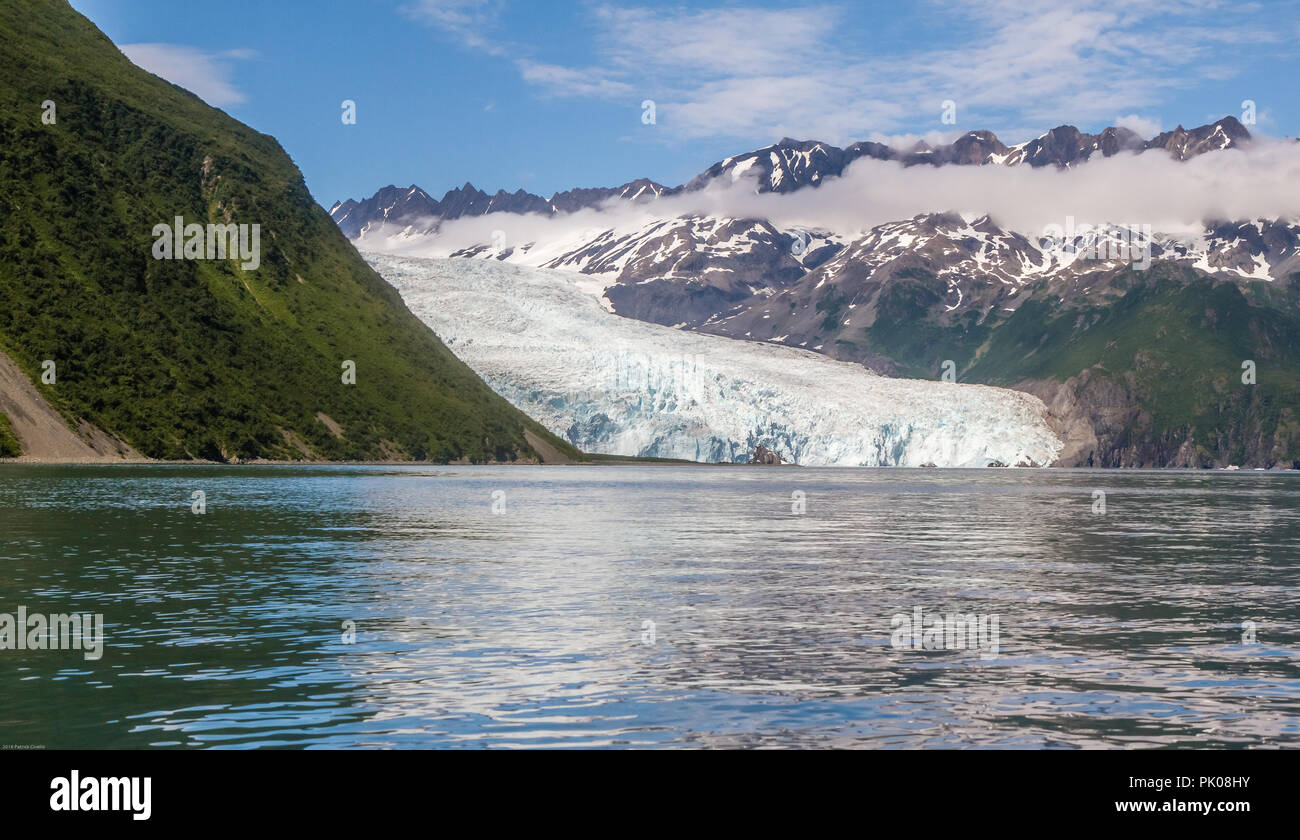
774,137,824,149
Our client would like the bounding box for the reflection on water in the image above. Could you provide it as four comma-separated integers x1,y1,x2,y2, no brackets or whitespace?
0,464,1297,748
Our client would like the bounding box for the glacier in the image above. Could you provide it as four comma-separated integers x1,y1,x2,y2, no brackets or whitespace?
365,253,1063,467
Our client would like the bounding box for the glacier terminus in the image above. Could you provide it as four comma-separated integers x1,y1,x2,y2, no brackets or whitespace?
367,254,1062,467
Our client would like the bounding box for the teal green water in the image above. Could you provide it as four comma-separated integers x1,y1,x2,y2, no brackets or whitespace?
0,464,1297,748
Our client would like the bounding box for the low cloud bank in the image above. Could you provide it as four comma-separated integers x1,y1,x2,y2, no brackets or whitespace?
366,140,1300,258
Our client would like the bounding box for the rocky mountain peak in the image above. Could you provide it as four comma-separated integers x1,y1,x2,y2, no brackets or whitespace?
331,117,1255,236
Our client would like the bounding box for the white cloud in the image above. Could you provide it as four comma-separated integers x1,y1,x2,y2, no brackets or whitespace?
411,0,1279,146
368,140,1300,257
588,4,842,78
862,130,964,152
401,0,508,54
517,61,634,99
1115,114,1163,137
119,43,253,106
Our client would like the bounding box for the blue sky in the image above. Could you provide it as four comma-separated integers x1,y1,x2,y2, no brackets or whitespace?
70,0,1300,208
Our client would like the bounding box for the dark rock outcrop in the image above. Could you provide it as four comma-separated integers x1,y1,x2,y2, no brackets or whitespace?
750,444,786,465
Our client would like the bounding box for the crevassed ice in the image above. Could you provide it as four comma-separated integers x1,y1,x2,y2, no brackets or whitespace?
365,253,1063,467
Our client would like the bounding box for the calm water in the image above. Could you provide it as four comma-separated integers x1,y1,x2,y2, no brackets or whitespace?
0,464,1297,749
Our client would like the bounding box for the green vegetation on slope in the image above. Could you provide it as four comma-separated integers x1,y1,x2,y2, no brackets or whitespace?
861,268,994,379
804,259,1300,466
964,265,1300,466
0,1,580,462
0,412,19,457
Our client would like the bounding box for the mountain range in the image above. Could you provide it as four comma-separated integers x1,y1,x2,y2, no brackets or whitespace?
335,116,1300,469
329,116,1250,238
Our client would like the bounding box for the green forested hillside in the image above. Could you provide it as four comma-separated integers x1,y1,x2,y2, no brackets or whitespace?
808,259,1300,467
965,266,1300,467
0,412,19,457
0,0,580,462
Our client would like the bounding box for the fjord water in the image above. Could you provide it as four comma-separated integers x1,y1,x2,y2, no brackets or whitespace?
0,465,1296,749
